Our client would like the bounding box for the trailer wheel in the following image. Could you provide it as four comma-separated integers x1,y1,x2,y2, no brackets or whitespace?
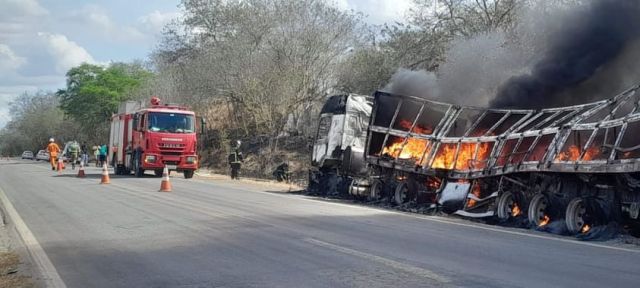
184,170,194,179
497,191,522,221
368,179,382,201
565,198,592,234
528,194,550,227
394,181,410,205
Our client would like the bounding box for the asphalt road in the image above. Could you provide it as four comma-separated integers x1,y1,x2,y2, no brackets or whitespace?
0,159,639,288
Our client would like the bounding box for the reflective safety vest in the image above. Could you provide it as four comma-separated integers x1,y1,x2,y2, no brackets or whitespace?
228,150,243,164
69,143,80,155
47,143,60,157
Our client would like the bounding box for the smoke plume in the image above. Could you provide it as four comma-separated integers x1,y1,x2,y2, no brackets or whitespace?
384,0,640,109
383,68,440,99
491,0,640,108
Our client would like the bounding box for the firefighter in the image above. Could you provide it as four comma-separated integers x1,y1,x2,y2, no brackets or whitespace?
46,138,61,171
228,140,243,180
68,140,80,170
273,162,289,182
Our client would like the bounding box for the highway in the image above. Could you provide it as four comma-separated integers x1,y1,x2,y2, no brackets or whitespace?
0,159,639,288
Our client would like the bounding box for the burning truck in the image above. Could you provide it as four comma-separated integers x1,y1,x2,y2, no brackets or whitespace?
310,84,640,236
309,94,372,196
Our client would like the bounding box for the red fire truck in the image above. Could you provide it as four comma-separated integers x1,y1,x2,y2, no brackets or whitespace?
109,97,200,178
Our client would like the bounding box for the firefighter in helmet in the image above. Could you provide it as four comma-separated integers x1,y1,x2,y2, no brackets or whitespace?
46,138,61,171
228,140,243,179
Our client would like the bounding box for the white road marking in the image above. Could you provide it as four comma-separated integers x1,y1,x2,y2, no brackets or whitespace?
304,238,450,283
0,186,67,288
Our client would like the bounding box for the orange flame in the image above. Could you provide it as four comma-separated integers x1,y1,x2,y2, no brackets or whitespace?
466,182,482,208
381,120,433,161
431,142,492,170
426,177,442,191
512,203,522,217
380,120,492,170
581,224,591,234
555,145,601,161
539,215,551,227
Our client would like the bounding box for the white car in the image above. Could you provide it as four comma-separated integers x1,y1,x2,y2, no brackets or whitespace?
35,150,49,161
21,151,34,160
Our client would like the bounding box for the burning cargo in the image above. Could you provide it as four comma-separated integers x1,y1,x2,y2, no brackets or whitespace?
310,84,640,237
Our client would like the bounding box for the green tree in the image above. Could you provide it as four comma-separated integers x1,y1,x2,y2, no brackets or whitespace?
0,92,81,156
57,63,153,142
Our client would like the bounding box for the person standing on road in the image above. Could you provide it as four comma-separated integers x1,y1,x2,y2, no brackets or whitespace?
99,144,108,167
81,142,89,167
68,141,80,170
46,138,61,171
228,140,243,180
93,146,100,167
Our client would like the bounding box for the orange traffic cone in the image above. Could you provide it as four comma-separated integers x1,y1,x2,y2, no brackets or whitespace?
159,166,172,192
57,158,64,173
77,162,86,178
100,163,110,184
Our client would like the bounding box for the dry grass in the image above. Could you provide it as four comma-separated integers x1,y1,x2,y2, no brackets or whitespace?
0,252,34,288
195,170,304,192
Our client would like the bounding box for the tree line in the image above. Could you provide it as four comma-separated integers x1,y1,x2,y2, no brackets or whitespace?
1,0,574,178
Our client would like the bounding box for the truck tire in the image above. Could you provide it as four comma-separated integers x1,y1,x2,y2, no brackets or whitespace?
184,170,194,179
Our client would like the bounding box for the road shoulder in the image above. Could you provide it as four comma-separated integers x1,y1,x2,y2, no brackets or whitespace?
0,186,65,288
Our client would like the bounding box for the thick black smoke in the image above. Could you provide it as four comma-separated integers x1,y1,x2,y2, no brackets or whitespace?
491,0,640,108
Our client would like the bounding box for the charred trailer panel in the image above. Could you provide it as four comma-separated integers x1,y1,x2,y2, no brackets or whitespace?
364,85,640,237
309,95,372,196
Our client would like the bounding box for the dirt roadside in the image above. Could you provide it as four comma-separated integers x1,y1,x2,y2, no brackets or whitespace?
0,209,35,288
195,168,305,193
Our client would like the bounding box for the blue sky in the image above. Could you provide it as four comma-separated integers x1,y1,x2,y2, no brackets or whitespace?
0,0,413,127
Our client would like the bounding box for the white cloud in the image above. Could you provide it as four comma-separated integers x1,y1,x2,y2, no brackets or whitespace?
138,10,180,34
0,0,48,18
37,33,95,73
0,0,48,43
337,0,413,24
72,4,146,42
0,44,26,72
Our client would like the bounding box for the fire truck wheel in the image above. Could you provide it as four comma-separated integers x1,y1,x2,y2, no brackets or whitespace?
114,165,124,175
184,170,194,179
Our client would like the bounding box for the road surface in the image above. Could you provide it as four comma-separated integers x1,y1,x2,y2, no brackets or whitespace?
0,159,639,288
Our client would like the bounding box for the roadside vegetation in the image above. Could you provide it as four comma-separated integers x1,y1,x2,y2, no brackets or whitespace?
0,252,33,288
0,0,577,182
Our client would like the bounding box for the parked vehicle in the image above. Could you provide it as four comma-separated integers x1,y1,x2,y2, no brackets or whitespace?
109,97,202,179
21,151,34,160
35,150,49,161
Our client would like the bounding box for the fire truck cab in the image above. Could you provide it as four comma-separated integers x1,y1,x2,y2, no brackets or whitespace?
109,98,199,179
